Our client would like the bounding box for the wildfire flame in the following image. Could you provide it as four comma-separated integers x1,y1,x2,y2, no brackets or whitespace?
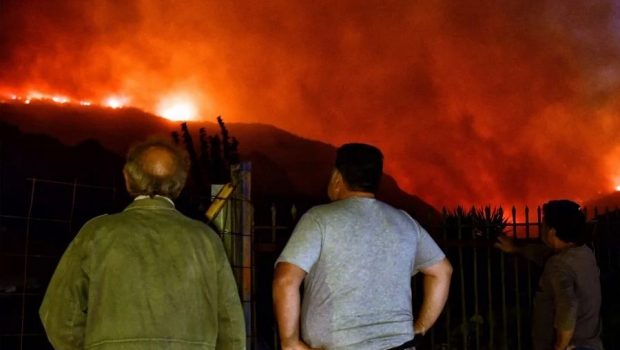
1,90,196,122
4,0,620,209
104,96,128,109
157,95,198,121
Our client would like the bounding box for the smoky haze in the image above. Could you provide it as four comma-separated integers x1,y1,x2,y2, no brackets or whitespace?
2,0,620,209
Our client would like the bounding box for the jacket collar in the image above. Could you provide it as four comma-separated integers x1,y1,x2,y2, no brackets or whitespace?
124,196,176,211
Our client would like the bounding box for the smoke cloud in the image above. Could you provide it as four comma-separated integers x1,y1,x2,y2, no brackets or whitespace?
2,0,620,209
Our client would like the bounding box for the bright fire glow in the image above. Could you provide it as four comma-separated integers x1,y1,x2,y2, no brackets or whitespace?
104,96,127,109
616,185,620,192
52,96,69,104
3,90,204,121
157,96,198,121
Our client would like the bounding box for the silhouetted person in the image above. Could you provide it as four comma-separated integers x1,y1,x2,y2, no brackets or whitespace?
40,138,245,349
273,143,452,350
496,200,602,350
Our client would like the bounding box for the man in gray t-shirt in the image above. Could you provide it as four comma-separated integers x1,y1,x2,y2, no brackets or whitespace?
273,143,452,350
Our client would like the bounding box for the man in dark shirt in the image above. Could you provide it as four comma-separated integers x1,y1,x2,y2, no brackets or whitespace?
496,200,603,350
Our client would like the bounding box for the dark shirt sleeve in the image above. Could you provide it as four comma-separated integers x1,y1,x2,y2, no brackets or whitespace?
39,224,93,349
547,259,578,331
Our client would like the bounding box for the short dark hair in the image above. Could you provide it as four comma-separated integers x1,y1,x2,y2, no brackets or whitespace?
542,200,587,245
335,143,383,193
124,138,190,199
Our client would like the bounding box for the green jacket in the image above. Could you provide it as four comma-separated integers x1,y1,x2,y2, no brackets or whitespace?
40,197,246,350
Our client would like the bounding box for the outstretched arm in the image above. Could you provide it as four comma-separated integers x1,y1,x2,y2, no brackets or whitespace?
414,258,453,335
495,235,551,266
273,262,317,350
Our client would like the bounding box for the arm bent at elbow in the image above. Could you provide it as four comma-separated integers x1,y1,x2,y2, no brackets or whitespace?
414,258,453,335
273,262,319,350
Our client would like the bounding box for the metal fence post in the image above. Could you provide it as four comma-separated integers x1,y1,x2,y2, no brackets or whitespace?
211,162,253,349
19,178,36,350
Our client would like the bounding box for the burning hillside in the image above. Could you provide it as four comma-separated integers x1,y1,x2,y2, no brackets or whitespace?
2,1,620,209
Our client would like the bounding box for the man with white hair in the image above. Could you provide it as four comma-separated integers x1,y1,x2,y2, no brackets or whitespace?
40,137,245,350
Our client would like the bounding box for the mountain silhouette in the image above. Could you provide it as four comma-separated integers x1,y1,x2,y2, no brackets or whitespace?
0,101,440,228
584,191,620,215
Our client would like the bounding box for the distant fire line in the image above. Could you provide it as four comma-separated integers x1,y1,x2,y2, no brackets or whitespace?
1,90,197,121
2,92,124,110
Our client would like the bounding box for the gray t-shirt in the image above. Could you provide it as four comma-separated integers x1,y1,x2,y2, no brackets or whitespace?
532,245,603,350
276,197,445,350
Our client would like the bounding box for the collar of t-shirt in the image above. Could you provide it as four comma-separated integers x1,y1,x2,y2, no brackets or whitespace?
134,195,175,207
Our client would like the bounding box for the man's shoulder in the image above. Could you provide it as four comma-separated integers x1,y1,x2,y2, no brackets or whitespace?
82,208,217,237
308,198,399,213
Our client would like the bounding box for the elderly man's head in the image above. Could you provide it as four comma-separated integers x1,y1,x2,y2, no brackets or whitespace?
123,138,190,199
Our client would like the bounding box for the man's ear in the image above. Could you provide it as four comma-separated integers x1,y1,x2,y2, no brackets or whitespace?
332,169,343,185
547,227,559,248
123,168,133,195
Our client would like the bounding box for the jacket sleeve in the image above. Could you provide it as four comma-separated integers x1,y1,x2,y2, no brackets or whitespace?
39,226,92,350
215,241,246,350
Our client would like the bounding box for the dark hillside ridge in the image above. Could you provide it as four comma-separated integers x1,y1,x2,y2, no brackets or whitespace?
0,102,440,228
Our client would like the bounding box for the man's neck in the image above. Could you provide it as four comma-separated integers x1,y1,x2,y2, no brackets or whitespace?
337,191,375,200
553,241,578,252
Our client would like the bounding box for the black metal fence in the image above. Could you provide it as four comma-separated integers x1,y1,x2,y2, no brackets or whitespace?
2,179,619,350
255,204,620,350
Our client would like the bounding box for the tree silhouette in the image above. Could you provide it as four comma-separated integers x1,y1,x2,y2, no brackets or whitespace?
173,116,240,195
199,128,211,184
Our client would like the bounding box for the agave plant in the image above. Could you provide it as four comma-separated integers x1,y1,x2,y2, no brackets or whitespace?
443,206,508,240
470,206,508,240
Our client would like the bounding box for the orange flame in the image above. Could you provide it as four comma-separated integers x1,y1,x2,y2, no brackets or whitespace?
157,94,198,121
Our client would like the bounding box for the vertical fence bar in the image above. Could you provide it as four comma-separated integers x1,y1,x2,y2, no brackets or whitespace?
69,179,78,233
442,208,451,350
457,212,468,350
291,205,297,222
211,163,253,350
500,232,508,350
430,320,435,349
525,206,532,310
605,208,612,270
512,206,522,350
486,229,494,350
19,178,36,350
232,163,253,350
472,214,480,350
592,207,599,265
537,206,542,238
271,204,277,243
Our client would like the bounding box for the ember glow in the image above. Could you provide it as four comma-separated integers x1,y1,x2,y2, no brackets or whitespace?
2,1,620,209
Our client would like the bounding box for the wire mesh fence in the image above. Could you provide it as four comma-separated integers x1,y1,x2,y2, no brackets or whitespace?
0,176,253,350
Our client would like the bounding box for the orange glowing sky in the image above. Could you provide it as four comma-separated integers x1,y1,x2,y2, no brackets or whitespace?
2,0,620,209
